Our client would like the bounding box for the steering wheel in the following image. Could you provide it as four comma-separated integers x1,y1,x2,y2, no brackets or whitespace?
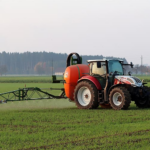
110,71,122,76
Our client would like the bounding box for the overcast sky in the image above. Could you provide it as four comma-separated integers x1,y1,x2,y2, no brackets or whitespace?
0,0,150,65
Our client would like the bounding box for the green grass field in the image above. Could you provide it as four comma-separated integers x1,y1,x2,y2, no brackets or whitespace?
0,75,149,83
0,76,150,149
135,75,150,82
0,76,63,83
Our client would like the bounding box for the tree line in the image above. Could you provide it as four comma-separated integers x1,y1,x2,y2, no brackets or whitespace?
0,51,134,75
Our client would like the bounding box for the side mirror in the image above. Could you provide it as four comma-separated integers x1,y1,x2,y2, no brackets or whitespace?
130,62,134,68
97,62,101,68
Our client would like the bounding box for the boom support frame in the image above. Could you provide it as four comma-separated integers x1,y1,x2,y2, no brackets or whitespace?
0,87,67,103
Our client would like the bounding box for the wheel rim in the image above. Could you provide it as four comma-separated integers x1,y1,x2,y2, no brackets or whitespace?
77,86,91,106
113,92,122,106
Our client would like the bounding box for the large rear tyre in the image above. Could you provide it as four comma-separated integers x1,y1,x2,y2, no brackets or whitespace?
134,86,150,108
73,81,99,109
109,87,131,110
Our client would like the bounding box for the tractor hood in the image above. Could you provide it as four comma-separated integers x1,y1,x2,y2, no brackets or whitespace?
115,76,143,87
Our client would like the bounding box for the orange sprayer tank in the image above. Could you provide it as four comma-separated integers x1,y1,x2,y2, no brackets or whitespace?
64,64,89,101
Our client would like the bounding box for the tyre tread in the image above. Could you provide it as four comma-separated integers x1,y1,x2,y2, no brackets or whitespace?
109,86,131,110
73,81,99,109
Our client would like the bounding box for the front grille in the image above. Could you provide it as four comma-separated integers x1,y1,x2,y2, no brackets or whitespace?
132,77,141,83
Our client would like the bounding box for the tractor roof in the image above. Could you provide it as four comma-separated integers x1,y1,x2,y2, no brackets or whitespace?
87,59,123,63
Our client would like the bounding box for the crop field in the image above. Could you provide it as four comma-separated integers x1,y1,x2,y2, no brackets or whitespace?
0,76,150,149
136,75,150,82
0,76,63,83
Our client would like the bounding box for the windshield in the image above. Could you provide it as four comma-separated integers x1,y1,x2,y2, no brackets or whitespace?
108,60,123,75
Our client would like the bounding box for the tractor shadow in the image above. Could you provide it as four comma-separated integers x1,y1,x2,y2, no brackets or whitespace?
97,106,150,111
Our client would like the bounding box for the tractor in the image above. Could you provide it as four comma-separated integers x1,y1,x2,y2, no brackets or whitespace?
64,53,150,110
0,52,150,110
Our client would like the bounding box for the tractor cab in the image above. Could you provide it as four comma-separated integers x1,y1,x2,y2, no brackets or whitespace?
85,59,149,110
87,59,124,89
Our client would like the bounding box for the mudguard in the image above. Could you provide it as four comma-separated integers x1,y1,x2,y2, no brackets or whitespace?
78,75,102,90
108,84,127,95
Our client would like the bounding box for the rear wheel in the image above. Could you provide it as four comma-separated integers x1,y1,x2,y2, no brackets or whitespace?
74,81,99,109
109,87,131,110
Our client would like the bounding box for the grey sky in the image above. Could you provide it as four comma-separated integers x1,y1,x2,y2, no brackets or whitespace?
0,0,150,65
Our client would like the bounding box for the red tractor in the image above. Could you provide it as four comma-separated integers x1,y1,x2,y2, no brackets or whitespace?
64,53,150,110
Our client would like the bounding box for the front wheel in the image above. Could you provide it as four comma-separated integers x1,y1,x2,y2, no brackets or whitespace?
73,81,99,109
134,86,150,108
109,87,131,110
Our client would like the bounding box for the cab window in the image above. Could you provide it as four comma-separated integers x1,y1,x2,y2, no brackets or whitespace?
90,62,106,75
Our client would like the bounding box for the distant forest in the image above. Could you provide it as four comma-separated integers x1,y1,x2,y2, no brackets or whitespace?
0,51,129,75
